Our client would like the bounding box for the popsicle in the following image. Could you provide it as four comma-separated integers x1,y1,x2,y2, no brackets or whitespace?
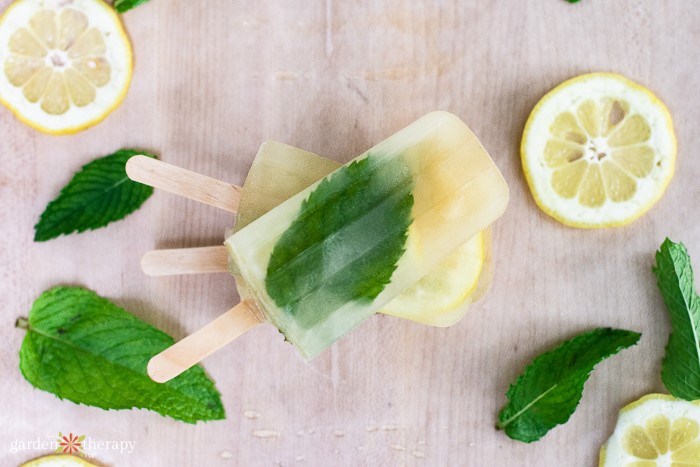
225,111,509,359
137,111,509,381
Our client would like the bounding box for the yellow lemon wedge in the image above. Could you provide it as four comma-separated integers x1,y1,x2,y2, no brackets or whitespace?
380,230,488,327
521,73,676,228
21,454,98,467
0,0,132,134
600,394,700,466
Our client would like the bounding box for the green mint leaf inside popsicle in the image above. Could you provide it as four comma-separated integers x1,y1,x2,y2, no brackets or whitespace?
265,155,414,329
34,149,156,242
18,286,225,424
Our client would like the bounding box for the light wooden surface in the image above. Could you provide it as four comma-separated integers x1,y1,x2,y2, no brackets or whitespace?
1,1,699,466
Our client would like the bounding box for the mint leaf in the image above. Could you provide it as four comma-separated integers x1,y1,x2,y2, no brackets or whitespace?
497,328,640,443
113,0,150,13
265,156,413,329
654,238,700,400
18,287,225,423
34,149,155,242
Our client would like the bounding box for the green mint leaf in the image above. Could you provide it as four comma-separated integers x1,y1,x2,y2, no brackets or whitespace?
497,328,641,443
654,238,700,400
18,286,225,424
113,0,150,13
34,149,156,242
265,156,414,329
566,0,581,3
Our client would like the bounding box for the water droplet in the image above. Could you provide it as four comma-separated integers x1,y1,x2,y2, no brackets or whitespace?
296,430,304,436
333,430,345,437
391,444,406,451
366,425,378,432
412,450,426,458
295,455,305,462
244,410,260,419
381,424,398,431
220,450,233,459
252,430,279,439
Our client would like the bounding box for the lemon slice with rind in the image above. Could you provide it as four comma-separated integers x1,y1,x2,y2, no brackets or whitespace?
21,454,98,467
600,394,700,466
522,73,676,228
0,0,132,134
380,230,486,327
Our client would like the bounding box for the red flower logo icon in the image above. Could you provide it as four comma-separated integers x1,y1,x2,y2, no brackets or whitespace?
55,432,86,455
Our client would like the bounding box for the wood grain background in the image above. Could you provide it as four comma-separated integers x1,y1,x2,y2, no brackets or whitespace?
2,0,699,465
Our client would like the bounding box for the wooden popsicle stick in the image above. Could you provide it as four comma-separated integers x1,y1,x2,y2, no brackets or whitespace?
126,155,243,213
148,300,262,383
141,246,230,276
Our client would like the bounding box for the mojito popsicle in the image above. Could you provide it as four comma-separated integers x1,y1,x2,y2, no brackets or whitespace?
225,111,509,359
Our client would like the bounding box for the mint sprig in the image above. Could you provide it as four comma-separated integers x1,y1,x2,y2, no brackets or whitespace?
34,149,155,242
497,328,640,443
654,238,700,400
18,287,225,423
265,156,413,330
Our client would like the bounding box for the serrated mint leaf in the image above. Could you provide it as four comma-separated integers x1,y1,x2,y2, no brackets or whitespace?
265,155,413,329
654,238,700,400
18,286,225,424
34,149,156,242
497,328,640,443
114,0,150,13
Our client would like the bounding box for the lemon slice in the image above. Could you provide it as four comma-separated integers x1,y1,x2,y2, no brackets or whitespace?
600,394,700,466
21,454,97,467
0,0,132,134
380,230,486,327
521,73,676,228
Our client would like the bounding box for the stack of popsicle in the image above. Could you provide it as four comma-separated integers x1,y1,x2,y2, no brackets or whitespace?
127,112,509,382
